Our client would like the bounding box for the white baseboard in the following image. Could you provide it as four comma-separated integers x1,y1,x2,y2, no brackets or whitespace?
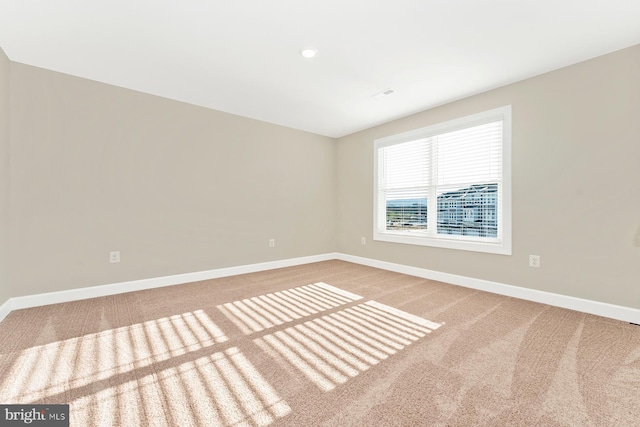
336,253,640,324
0,253,337,322
1,252,638,325
0,298,12,323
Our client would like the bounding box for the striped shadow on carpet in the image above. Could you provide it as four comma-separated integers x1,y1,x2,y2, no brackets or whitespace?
219,282,441,392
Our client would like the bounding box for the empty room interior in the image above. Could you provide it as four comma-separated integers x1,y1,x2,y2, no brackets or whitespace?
0,2,639,426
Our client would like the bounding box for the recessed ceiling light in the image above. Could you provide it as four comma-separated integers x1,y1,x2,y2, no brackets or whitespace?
300,47,318,59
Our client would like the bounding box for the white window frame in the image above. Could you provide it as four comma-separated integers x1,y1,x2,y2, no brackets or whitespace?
373,106,512,255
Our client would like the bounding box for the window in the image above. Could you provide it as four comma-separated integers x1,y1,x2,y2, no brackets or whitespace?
374,106,511,254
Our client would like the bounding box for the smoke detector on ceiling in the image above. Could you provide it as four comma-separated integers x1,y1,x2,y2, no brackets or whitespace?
372,88,395,99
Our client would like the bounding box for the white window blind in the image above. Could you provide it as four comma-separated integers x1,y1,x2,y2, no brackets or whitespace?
374,106,511,255
378,139,429,231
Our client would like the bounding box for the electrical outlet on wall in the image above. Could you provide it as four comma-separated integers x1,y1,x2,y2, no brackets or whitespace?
529,255,540,268
269,239,275,248
110,251,120,263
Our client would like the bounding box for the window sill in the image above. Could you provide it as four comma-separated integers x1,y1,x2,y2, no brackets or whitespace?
373,231,512,255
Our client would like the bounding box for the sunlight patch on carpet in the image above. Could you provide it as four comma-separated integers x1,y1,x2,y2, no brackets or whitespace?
245,284,441,391
217,282,363,334
0,309,228,402
65,346,290,426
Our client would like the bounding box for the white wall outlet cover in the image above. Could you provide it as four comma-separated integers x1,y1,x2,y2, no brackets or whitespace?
529,255,540,267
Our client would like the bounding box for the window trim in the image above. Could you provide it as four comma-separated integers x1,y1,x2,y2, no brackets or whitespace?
373,106,512,255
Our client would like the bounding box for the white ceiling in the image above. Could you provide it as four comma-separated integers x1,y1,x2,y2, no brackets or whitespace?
1,1,639,138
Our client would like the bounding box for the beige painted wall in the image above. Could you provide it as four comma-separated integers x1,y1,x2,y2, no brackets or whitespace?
9,63,336,297
0,47,9,304
337,45,640,309
2,44,639,311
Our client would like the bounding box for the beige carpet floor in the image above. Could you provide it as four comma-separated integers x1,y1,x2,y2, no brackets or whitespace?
0,260,638,426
